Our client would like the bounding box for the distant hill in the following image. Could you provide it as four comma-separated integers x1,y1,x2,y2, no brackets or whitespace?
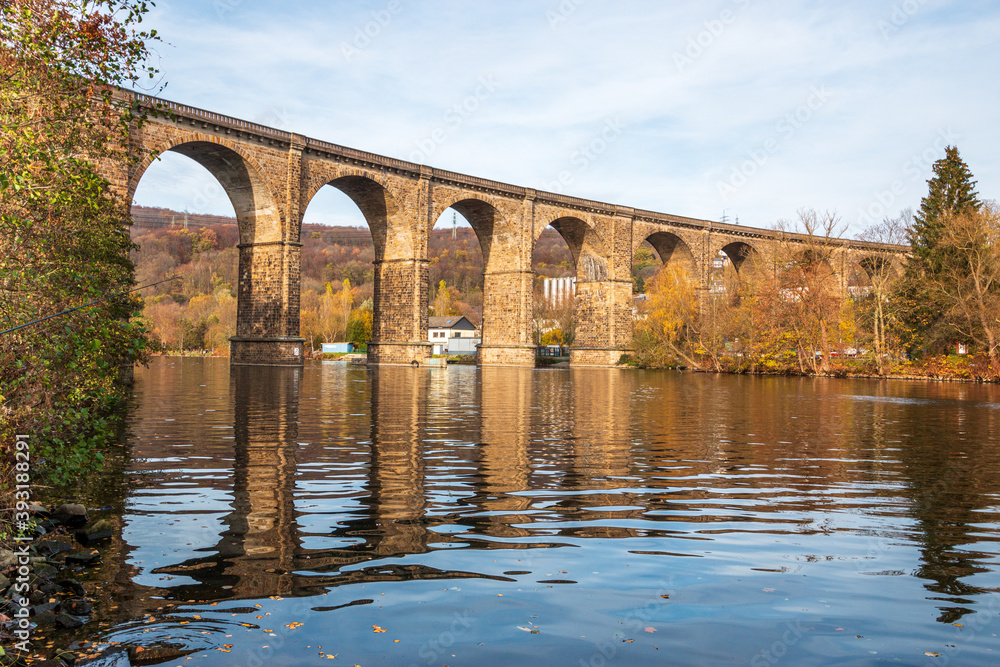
129,205,579,352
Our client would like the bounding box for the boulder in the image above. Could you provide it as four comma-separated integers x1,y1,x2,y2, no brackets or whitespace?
51,504,88,528
59,597,93,616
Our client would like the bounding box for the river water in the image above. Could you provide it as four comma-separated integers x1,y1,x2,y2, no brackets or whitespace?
69,357,1000,665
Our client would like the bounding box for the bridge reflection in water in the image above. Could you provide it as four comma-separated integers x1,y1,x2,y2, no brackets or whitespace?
100,358,1000,663
117,363,654,607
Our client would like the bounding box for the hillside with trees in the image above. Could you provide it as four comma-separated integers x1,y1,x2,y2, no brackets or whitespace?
130,207,579,352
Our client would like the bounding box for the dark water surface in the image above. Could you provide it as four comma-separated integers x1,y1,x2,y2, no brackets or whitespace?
82,358,1000,665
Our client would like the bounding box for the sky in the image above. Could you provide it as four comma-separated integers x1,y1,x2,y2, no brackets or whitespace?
130,0,1000,237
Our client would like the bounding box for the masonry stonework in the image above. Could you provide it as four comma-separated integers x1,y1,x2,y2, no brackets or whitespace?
113,93,908,368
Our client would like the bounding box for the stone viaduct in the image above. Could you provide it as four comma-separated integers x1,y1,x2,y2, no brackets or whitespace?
109,93,906,367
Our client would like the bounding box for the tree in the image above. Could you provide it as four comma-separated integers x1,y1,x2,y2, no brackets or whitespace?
901,146,983,355
859,211,910,374
346,300,373,347
931,203,1000,360
0,0,161,483
773,210,846,373
911,146,981,271
634,264,700,368
433,279,453,316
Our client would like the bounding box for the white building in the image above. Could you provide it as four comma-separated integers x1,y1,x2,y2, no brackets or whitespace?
428,316,480,355
542,277,576,306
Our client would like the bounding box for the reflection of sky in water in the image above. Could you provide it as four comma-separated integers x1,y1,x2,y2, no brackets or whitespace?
64,359,1000,666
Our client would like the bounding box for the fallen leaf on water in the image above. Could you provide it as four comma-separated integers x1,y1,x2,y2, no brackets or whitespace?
925,652,941,657
285,622,304,629
953,624,964,628
763,588,775,593
644,627,657,633
372,625,387,633
660,595,670,599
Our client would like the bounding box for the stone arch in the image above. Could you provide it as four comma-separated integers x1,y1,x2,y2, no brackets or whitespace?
431,195,507,271
857,254,901,280
129,136,282,244
636,231,697,278
718,241,760,273
536,216,609,282
305,174,406,261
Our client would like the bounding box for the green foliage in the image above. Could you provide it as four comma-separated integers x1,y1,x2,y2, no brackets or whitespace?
900,146,985,356
346,301,373,347
911,146,981,270
0,0,160,485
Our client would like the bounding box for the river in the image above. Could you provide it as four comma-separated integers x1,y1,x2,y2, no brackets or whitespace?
59,357,1000,665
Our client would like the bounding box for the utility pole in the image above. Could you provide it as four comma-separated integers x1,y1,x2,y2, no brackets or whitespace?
452,211,457,241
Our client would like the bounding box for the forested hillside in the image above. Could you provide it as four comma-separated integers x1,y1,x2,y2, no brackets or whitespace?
130,206,582,352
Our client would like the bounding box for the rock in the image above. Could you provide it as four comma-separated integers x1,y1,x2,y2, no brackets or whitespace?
89,519,113,532
65,551,100,567
27,502,49,517
59,598,93,616
55,612,86,629
51,504,88,528
0,573,9,590
75,528,113,546
33,563,59,580
36,519,59,533
38,580,61,596
32,601,59,615
33,609,58,626
0,549,16,568
58,579,87,596
34,540,74,558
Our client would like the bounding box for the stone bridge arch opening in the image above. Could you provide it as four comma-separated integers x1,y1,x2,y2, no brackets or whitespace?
427,205,486,354
302,175,427,364
533,216,613,359
531,220,577,347
720,241,761,274
434,196,529,365
634,232,697,293
129,141,292,361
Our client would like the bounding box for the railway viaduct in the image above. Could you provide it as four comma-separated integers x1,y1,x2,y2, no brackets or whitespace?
106,93,906,367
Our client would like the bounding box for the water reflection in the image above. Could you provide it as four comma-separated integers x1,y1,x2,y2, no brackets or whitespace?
95,361,1000,664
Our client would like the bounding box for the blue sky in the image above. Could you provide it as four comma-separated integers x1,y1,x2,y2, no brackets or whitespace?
131,0,1000,236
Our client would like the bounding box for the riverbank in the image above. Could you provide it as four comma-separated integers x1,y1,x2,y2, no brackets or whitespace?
622,353,1000,383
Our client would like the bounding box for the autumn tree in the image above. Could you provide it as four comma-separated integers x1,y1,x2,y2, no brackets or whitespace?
930,202,1000,360
772,210,846,373
858,210,910,374
433,279,455,316
633,265,701,368
0,0,161,483
346,298,373,348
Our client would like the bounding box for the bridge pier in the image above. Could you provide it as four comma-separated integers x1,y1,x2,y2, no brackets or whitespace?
231,241,305,367
369,258,433,366
479,269,536,367
570,278,633,367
